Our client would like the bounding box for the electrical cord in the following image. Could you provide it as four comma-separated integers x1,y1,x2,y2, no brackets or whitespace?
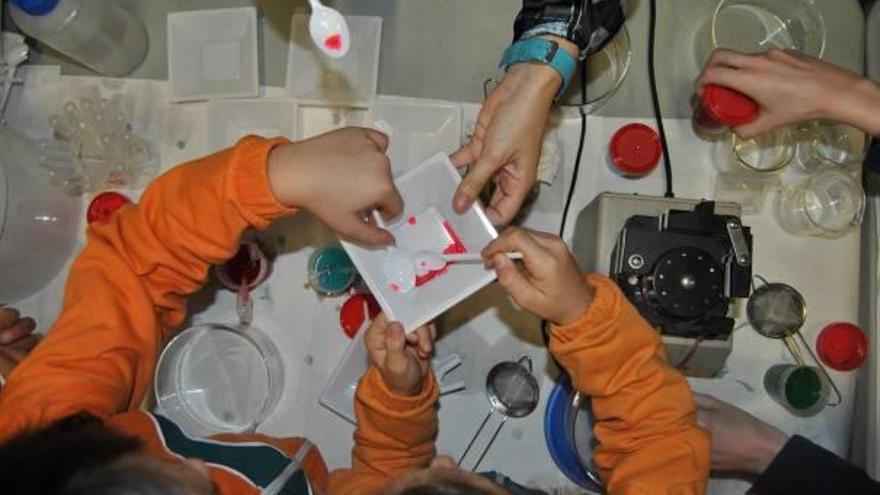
648,0,675,198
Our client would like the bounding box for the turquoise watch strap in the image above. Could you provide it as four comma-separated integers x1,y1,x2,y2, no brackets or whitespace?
499,38,577,98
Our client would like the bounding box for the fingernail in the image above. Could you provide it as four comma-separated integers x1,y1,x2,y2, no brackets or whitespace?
494,253,510,269
454,195,470,213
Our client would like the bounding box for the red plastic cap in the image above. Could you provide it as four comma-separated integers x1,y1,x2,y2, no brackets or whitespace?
609,123,662,177
817,322,868,371
87,192,131,224
702,84,759,126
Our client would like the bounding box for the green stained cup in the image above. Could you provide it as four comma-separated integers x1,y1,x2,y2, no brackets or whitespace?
764,364,828,416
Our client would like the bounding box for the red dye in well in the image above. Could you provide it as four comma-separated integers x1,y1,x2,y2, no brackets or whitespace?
339,293,382,339
390,283,401,293
224,245,262,286
324,34,342,51
408,216,417,225
414,222,468,287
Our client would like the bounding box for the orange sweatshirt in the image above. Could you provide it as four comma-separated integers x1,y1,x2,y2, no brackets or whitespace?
330,276,710,495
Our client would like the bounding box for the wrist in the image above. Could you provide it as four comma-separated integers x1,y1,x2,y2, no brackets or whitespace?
384,374,425,397
505,63,561,105
267,143,305,208
554,282,595,326
748,426,788,474
828,78,880,135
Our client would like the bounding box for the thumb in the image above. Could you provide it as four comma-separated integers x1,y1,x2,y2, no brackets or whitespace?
337,217,395,246
384,322,410,373
453,153,502,214
493,254,538,313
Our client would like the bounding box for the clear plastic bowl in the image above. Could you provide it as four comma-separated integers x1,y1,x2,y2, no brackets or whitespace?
154,324,284,437
712,0,826,58
774,169,865,238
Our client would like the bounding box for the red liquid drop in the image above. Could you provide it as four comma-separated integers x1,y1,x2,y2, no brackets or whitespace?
324,34,342,51
408,216,417,225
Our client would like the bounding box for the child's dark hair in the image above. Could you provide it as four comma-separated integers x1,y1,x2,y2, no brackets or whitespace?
0,412,190,495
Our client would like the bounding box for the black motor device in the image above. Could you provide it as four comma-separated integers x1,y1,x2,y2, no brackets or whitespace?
610,201,752,339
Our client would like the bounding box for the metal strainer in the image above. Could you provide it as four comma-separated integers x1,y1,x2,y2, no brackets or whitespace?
458,356,540,471
747,279,841,406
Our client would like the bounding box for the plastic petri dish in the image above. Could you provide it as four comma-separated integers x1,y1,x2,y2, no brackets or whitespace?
155,324,283,437
308,244,357,296
557,24,631,118
712,0,825,58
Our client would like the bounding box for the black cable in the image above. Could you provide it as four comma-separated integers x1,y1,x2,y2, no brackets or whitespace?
648,0,675,198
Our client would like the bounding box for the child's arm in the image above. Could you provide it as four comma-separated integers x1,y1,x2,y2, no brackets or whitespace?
329,316,438,495
484,228,709,495
0,129,400,440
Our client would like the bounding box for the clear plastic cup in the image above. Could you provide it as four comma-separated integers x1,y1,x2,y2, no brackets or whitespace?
308,244,357,297
712,0,826,58
764,364,828,416
775,169,865,238
794,121,868,173
155,324,283,437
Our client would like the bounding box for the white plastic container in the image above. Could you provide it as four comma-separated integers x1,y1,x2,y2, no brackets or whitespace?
0,127,82,303
371,98,462,177
207,98,298,151
9,0,148,77
341,153,498,333
167,7,259,102
286,14,382,106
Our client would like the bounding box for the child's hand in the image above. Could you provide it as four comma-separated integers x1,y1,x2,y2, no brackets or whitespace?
482,227,593,325
0,308,38,382
267,127,403,246
365,313,435,397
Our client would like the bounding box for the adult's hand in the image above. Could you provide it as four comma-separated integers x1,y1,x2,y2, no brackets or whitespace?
0,308,38,383
452,37,578,226
694,393,788,475
698,49,880,137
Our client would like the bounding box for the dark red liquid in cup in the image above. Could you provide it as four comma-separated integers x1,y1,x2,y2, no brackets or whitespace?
224,245,262,287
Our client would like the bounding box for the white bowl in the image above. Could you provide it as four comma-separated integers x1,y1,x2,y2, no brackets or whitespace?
371,98,462,177
286,15,382,106
207,98,297,151
167,7,260,102
341,153,498,333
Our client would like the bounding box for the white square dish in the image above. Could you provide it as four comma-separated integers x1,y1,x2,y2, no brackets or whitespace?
207,98,297,150
286,15,382,106
341,153,498,333
167,7,260,102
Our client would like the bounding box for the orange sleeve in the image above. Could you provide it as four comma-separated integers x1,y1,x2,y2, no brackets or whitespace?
0,137,293,440
328,366,439,495
549,275,710,495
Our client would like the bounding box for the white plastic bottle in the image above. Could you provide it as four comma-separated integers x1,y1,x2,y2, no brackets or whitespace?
9,0,148,77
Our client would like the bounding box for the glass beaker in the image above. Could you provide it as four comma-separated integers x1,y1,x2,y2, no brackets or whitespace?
794,121,868,173
764,364,829,416
154,324,284,437
713,128,794,182
712,0,826,58
557,24,631,118
774,169,864,238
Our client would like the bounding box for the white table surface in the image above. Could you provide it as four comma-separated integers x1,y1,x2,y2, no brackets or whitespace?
2,67,864,494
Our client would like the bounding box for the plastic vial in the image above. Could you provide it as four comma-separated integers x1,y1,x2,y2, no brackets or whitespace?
9,0,148,77
608,123,662,178
693,84,759,136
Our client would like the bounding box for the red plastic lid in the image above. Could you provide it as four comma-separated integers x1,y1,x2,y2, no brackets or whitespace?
339,294,381,339
87,192,131,224
702,84,759,126
609,124,662,177
816,322,868,371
